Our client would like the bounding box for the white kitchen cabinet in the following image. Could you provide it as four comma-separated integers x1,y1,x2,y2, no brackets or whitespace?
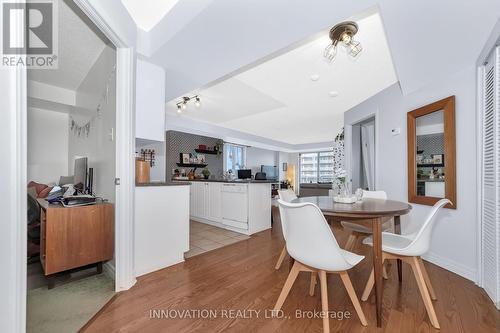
208,182,222,222
190,182,208,218
188,181,271,235
135,59,165,142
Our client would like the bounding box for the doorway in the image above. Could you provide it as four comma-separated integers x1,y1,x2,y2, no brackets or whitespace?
26,0,117,331
351,117,376,191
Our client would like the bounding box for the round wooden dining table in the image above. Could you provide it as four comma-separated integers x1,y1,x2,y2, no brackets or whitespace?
291,196,412,328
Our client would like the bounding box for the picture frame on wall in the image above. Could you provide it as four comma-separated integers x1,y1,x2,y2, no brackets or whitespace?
432,154,443,164
198,154,206,163
181,153,190,164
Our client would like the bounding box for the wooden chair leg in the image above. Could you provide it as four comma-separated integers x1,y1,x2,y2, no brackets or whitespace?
339,271,368,326
410,257,440,329
309,272,317,296
275,246,287,270
274,261,301,310
319,270,330,333
361,268,374,301
418,257,437,300
344,233,357,251
383,263,389,280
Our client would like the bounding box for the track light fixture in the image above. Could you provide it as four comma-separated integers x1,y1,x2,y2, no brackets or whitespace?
176,95,201,113
324,21,362,62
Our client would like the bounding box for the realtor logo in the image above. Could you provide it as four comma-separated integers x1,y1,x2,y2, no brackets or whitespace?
2,0,58,68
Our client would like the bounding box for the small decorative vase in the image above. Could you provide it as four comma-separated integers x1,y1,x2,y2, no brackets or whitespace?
340,182,350,198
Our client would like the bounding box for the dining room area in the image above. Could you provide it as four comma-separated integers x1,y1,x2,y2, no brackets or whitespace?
65,2,500,333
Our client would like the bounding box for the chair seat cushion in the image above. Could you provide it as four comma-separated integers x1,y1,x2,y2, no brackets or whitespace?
362,232,415,256
341,219,392,234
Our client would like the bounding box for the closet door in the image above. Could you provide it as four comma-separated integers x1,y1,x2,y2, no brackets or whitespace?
481,47,500,308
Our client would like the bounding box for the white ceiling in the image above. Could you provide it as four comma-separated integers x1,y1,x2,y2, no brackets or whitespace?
121,0,179,32
28,0,107,90
166,12,397,144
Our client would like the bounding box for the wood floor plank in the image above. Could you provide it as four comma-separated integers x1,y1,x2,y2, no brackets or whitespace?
82,217,500,333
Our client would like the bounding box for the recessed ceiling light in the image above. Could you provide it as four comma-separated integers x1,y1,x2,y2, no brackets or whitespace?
329,91,339,97
310,74,320,81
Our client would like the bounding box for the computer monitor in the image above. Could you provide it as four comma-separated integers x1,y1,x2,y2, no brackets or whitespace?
73,157,88,193
261,165,277,180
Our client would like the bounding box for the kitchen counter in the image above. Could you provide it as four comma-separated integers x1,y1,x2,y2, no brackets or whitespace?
136,181,191,187
171,178,277,183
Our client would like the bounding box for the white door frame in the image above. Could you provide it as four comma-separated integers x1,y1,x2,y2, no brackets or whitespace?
73,0,137,292
9,1,136,331
344,111,379,190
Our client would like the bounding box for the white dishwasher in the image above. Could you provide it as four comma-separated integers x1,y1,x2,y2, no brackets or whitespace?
221,183,248,230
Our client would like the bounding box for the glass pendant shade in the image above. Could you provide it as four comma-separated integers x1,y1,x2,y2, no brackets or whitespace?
177,105,182,113
324,43,337,62
347,40,362,57
195,97,201,108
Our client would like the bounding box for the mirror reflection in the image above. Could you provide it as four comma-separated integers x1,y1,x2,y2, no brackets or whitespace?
415,110,445,198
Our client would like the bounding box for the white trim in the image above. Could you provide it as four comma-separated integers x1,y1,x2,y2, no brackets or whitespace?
344,110,379,190
114,48,137,290
423,252,477,282
476,65,484,287
73,0,137,292
9,2,28,330
13,58,28,333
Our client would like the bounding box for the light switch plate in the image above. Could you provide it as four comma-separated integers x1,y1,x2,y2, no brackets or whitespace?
391,128,401,136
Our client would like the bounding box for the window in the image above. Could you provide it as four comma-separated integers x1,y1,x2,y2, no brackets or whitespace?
299,151,334,183
224,143,246,175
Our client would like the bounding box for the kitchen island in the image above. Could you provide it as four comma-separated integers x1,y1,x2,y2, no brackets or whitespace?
135,182,190,276
173,179,273,235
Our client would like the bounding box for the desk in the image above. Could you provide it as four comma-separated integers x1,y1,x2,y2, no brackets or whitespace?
38,199,114,288
292,196,412,327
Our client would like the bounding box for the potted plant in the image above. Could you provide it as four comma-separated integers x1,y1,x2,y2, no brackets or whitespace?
202,168,211,180
214,139,223,156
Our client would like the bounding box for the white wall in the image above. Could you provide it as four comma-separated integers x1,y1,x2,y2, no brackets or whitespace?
246,147,278,176
69,46,116,202
27,108,69,184
136,139,166,182
344,65,477,281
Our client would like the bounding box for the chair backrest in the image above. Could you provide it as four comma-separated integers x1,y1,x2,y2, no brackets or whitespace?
277,190,298,241
403,198,451,256
362,190,387,200
277,199,354,271
278,189,297,203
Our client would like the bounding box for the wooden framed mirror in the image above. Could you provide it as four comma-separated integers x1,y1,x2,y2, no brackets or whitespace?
407,96,456,208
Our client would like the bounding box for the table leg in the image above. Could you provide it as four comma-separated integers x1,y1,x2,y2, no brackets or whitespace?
372,217,383,328
394,216,402,283
289,257,295,271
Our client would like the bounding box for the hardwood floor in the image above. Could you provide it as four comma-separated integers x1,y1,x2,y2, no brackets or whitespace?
82,214,500,333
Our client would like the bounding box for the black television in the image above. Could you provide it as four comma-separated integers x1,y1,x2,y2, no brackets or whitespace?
237,169,252,179
261,165,277,180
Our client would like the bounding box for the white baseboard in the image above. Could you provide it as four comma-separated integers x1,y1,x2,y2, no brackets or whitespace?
423,252,477,282
135,255,185,278
103,261,116,281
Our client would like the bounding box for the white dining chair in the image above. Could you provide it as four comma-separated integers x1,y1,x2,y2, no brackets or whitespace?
360,198,451,329
274,200,368,332
274,189,298,270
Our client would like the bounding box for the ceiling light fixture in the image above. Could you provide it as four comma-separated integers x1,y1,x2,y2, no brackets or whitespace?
324,21,362,62
176,95,201,113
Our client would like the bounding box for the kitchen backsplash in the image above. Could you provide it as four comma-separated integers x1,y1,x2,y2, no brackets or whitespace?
166,130,223,178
